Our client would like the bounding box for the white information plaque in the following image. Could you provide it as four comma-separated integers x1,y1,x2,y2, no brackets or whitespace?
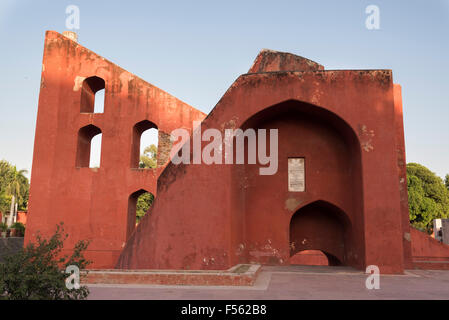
288,158,305,192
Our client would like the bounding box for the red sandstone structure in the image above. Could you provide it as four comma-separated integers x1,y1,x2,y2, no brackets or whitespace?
26,31,449,274
26,31,206,268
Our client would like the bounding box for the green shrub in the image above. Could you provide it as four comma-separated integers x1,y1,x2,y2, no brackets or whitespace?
0,222,7,233
11,222,25,237
0,223,91,300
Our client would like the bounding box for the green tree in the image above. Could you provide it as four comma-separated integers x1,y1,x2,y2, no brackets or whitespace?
6,166,29,209
445,174,449,191
136,192,154,223
0,223,91,300
407,163,449,233
139,144,157,169
136,145,157,223
0,160,29,216
0,193,10,215
0,161,12,213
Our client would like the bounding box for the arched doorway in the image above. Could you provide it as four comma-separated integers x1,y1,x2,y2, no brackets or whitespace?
127,189,155,240
289,201,351,266
290,250,340,266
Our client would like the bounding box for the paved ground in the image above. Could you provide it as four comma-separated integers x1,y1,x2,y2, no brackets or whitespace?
88,265,449,300
0,237,23,263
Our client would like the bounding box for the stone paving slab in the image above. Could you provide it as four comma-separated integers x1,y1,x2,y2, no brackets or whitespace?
87,266,449,300
83,264,261,286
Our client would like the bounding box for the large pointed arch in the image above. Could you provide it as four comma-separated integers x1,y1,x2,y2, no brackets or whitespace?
235,99,365,269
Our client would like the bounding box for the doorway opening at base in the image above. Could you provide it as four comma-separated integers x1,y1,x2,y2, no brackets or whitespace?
289,249,342,266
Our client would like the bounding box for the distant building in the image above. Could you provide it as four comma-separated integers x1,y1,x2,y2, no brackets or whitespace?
0,211,27,226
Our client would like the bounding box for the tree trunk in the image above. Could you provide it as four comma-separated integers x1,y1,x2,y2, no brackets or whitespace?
14,203,18,223
7,195,15,228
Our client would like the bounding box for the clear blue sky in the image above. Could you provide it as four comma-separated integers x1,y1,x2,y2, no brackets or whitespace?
0,0,448,179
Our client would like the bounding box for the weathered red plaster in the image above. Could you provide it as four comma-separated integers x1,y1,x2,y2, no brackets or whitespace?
393,84,414,269
248,49,324,73
411,228,449,261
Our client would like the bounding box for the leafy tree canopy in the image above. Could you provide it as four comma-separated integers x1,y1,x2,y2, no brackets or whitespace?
136,145,157,223
139,144,157,169
407,163,449,233
0,160,29,213
0,223,91,300
136,192,154,223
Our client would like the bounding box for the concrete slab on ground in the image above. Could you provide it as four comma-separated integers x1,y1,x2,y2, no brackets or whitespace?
87,266,449,300
83,264,261,286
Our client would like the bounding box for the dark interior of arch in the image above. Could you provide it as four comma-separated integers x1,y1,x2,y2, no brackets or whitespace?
240,99,360,147
290,201,351,266
291,249,343,266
